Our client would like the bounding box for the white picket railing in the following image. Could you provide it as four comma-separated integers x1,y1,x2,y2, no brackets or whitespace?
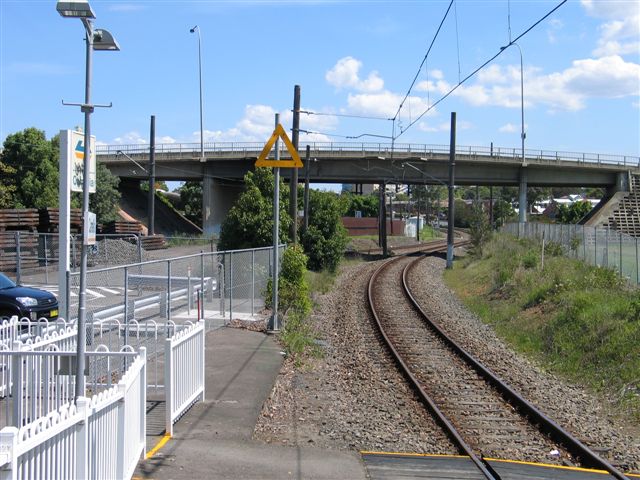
165,321,205,436
0,348,146,480
0,320,77,403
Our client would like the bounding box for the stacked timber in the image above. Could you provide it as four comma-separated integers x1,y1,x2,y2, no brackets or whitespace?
102,221,143,235
38,208,83,233
0,209,39,232
140,234,167,250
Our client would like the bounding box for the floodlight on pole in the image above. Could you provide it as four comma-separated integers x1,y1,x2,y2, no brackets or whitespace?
190,25,205,162
57,0,119,401
56,0,95,18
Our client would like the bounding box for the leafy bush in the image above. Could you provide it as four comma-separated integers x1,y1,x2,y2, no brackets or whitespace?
218,168,291,251
265,244,311,317
522,250,538,270
469,204,491,256
544,241,564,257
301,190,348,272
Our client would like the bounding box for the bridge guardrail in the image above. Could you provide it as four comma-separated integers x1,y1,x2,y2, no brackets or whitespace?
97,142,640,167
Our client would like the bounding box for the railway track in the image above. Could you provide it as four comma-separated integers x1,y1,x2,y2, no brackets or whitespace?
367,251,629,480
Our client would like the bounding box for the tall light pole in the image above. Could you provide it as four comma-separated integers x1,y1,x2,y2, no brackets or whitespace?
501,42,526,223
190,25,205,162
57,0,120,400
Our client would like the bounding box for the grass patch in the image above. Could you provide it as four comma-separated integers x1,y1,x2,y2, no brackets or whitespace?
419,225,444,240
444,233,640,420
306,269,337,295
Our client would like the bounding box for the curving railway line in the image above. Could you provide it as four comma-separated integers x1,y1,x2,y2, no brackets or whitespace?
366,246,629,480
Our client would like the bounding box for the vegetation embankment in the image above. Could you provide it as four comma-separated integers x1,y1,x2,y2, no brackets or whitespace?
444,233,640,420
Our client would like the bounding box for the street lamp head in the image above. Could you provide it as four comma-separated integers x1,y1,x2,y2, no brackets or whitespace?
190,25,199,33
93,28,120,51
56,0,95,18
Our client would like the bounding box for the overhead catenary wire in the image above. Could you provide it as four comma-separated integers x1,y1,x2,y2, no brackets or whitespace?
392,0,455,122
298,110,392,121
393,0,568,141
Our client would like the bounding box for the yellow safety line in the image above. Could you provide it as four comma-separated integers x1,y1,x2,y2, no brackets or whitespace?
360,451,468,459
359,452,640,478
145,434,171,459
484,458,640,477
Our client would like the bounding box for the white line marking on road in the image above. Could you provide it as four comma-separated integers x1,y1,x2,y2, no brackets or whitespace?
98,287,120,295
85,289,105,298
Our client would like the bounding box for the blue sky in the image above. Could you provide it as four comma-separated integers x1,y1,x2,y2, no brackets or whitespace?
1,0,639,189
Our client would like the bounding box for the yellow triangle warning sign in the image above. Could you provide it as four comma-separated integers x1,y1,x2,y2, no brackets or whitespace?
255,124,303,168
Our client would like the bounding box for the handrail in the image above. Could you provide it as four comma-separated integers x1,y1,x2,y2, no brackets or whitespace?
96,141,640,167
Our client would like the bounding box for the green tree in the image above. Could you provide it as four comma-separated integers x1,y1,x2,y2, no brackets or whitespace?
342,192,378,217
2,128,59,208
453,199,473,228
556,201,592,224
218,168,291,250
0,159,16,208
179,181,203,227
1,128,121,223
493,199,516,227
301,190,348,272
88,163,121,223
469,204,492,255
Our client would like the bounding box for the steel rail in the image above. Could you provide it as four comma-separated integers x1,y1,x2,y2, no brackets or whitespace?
367,247,497,480
402,256,629,480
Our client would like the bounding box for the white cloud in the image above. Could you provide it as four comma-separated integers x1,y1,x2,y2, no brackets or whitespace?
581,0,638,19
113,132,148,144
346,90,435,119
433,55,639,112
326,57,384,92
112,103,339,146
547,18,564,44
499,123,517,133
418,120,472,133
581,0,640,57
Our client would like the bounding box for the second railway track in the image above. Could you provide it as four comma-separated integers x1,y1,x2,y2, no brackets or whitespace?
367,250,629,480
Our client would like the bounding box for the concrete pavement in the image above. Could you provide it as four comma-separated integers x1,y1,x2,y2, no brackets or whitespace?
134,327,367,480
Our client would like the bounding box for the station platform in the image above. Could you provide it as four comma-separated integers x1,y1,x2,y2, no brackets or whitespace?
133,327,638,480
133,327,366,480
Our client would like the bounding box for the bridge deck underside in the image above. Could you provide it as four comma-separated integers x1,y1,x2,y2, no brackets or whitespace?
100,152,633,188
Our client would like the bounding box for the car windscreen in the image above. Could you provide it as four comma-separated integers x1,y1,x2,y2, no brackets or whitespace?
0,274,16,290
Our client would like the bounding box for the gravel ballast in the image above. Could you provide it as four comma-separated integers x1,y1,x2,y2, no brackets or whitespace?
254,256,640,473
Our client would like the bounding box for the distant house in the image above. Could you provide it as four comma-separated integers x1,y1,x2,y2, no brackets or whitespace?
541,195,598,220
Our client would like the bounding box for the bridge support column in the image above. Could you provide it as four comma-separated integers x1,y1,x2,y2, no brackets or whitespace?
202,176,243,237
519,168,527,224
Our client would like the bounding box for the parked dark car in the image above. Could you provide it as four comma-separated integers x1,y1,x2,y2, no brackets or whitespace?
0,273,58,322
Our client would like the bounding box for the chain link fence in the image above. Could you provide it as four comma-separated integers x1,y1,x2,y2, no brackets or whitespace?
503,222,640,285
67,244,279,331
65,245,280,393
0,232,145,285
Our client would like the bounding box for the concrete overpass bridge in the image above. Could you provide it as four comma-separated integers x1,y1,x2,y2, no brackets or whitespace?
97,141,640,235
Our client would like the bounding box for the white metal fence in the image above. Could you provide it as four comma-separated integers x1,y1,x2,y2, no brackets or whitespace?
0,348,146,480
164,321,205,436
504,222,640,285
